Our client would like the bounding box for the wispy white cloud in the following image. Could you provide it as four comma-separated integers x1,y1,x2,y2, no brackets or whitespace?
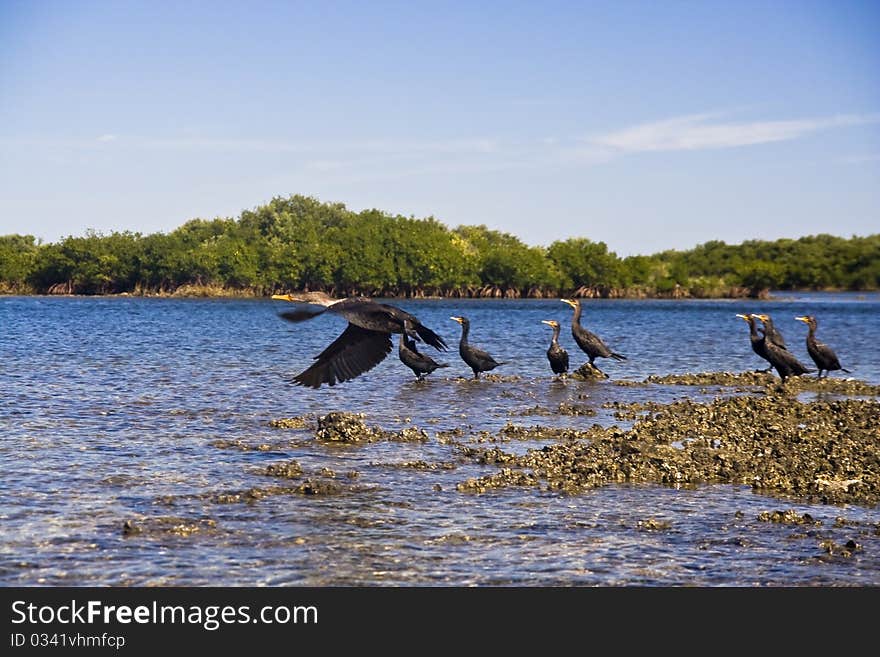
304,159,349,172
838,153,880,165
591,112,880,153
1,134,499,157
93,135,500,156
6,110,877,184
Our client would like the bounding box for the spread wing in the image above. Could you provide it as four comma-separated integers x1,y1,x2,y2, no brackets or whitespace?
371,302,448,351
413,323,448,351
278,305,328,323
292,324,392,388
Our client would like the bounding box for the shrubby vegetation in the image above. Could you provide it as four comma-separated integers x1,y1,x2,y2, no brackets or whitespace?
1,194,877,297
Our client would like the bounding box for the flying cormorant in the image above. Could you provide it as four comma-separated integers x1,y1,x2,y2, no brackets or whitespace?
450,316,504,379
795,315,850,378
561,298,626,375
541,320,569,376
271,292,447,388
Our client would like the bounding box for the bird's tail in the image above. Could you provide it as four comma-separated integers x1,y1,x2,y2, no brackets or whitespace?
841,368,852,373
436,362,451,368
415,324,448,351
610,352,627,361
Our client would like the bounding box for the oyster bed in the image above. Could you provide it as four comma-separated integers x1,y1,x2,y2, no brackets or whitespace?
251,372,880,507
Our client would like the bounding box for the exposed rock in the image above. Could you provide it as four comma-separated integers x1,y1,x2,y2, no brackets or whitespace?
315,412,429,443
316,412,378,442
122,516,217,538
268,416,312,429
644,371,880,395
264,460,304,479
455,394,880,506
571,363,610,380
757,510,820,525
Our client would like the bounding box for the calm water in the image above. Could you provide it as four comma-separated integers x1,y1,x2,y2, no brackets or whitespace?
2,293,879,586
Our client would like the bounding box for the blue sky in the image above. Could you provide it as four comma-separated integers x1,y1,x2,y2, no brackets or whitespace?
1,0,878,256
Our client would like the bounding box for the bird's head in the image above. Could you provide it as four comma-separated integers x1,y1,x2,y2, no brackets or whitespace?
541,320,560,328
450,316,468,326
735,313,753,323
795,315,815,328
561,298,579,310
753,313,770,324
271,291,335,307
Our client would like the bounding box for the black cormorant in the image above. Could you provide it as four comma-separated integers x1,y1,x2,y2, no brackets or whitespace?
561,298,626,375
541,320,569,376
795,315,850,378
271,292,447,388
755,315,811,383
450,316,504,378
736,313,773,372
398,319,449,379
753,313,787,350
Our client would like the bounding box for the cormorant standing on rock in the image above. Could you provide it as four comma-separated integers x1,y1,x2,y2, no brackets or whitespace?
541,320,569,376
450,316,504,379
271,292,447,388
561,298,625,376
795,315,850,379
756,315,812,383
753,313,787,350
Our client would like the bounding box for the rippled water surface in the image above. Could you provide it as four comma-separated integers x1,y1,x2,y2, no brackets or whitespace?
2,293,879,586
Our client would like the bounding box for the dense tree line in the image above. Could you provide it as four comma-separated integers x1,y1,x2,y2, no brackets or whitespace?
1,195,878,297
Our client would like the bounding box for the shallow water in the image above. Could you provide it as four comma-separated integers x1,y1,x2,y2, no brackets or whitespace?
1,293,879,586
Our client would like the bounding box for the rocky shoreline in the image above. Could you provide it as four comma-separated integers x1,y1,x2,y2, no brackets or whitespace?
127,372,880,537
252,372,880,508
118,371,880,577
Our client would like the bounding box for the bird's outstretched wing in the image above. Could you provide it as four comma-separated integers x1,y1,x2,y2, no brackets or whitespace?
278,305,328,323
413,323,447,351
292,323,392,388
